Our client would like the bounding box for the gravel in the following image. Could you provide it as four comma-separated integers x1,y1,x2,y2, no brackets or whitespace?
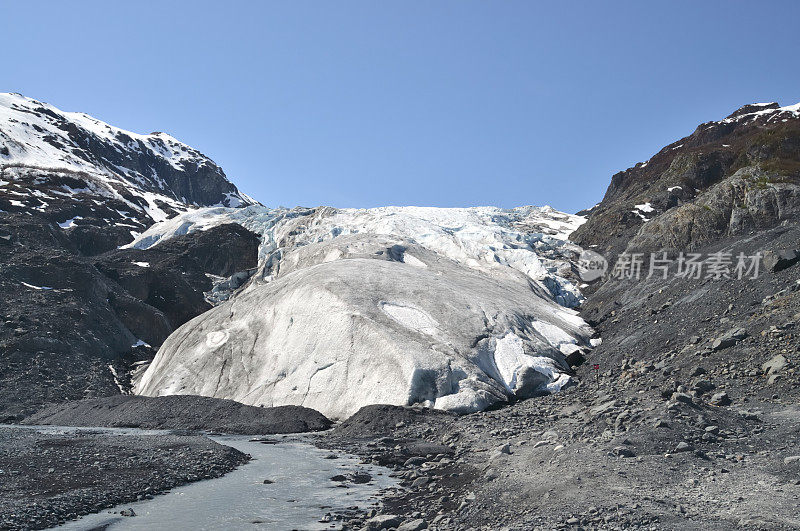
0,427,248,530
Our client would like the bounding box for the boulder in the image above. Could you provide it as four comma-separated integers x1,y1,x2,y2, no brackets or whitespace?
398,519,429,531
362,514,403,531
712,328,748,351
762,355,788,375
763,249,800,273
709,391,732,406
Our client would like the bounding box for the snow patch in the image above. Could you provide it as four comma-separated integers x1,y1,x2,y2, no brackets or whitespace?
381,302,440,336
58,216,82,229
21,282,52,290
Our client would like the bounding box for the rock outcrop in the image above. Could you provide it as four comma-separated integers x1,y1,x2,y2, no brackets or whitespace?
571,102,800,261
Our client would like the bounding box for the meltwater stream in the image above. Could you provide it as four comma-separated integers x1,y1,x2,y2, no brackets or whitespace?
32,428,399,531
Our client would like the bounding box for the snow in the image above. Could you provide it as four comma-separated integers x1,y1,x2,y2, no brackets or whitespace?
718,101,800,125
135,206,595,418
667,186,682,192
9,200,25,207
632,202,654,221
0,93,254,220
0,92,204,174
21,282,52,290
132,261,150,268
132,339,152,348
58,216,82,229
108,365,126,394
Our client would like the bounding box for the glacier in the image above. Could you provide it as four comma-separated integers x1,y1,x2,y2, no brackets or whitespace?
133,204,595,419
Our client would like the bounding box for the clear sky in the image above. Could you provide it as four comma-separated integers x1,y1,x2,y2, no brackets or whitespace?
3,1,799,213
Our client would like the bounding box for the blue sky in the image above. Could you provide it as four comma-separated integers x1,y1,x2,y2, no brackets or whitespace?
3,1,799,213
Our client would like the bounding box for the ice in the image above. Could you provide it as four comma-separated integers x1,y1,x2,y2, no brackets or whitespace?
128,204,587,308
134,206,595,418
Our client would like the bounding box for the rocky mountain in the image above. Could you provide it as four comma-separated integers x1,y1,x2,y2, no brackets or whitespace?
0,94,259,419
571,101,800,263
131,205,595,418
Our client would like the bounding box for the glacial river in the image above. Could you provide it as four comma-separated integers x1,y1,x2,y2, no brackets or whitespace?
10,426,397,531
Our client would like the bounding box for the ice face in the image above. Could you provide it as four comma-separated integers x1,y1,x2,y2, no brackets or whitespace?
134,204,593,418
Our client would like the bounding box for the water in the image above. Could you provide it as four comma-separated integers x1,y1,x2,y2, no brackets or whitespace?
4,426,397,531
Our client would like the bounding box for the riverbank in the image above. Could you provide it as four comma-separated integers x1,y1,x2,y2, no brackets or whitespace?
0,426,249,530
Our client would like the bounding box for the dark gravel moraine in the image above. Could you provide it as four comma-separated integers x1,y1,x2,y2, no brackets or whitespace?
22,395,333,435
0,427,249,530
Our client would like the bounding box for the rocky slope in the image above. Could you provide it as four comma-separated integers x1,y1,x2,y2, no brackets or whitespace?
312,103,800,530
571,101,800,263
0,94,258,418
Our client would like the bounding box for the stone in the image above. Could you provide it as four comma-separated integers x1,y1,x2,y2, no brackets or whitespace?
762,355,788,375
671,392,694,405
590,400,618,416
712,328,748,351
398,519,429,531
404,457,427,467
712,338,735,351
362,514,403,531
710,392,731,406
675,442,692,452
762,249,800,273
692,380,716,395
613,446,635,458
411,477,430,488
565,349,586,368
784,456,800,465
